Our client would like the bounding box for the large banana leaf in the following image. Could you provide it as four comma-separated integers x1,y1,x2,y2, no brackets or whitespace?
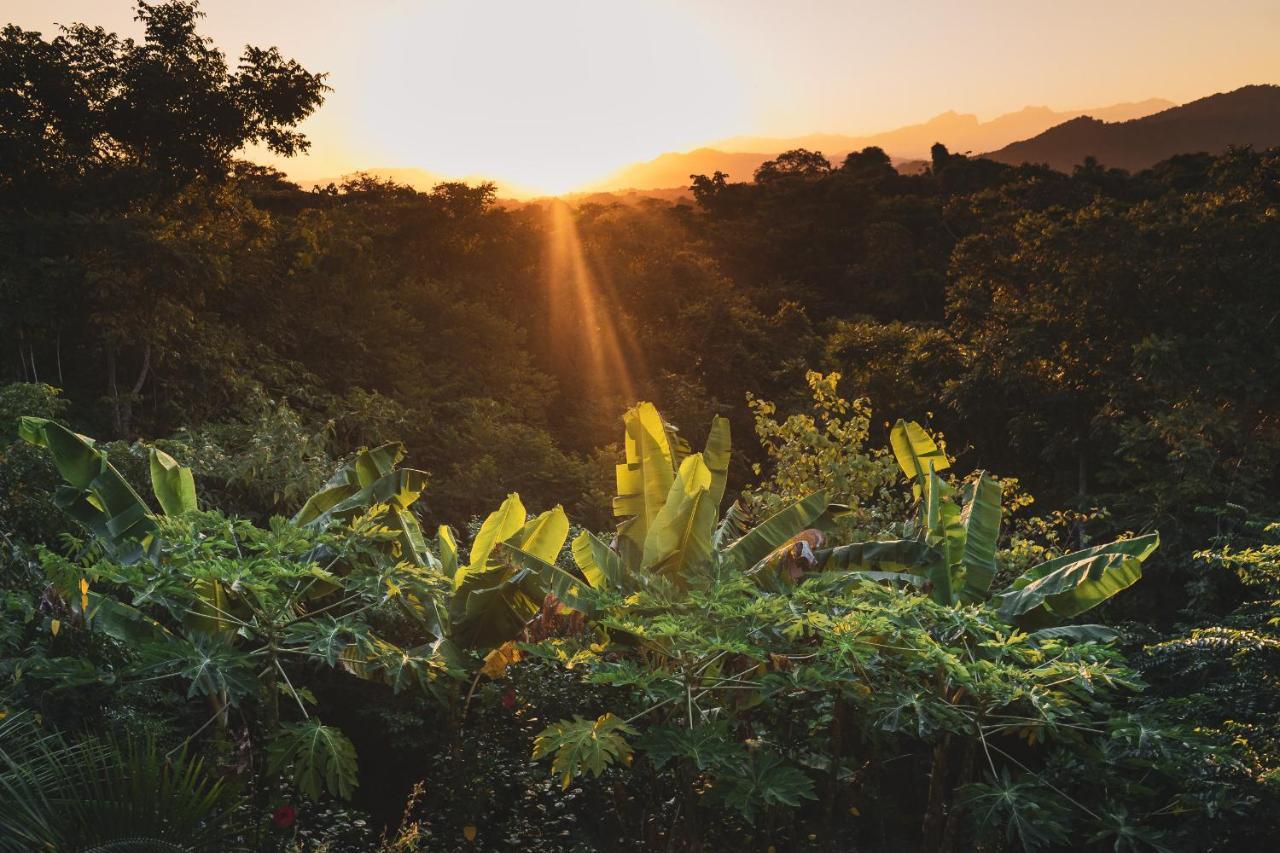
18,417,154,561
572,530,625,591
890,419,950,498
811,538,934,574
719,491,831,573
516,506,570,564
149,448,198,516
613,403,678,562
454,493,526,590
437,526,460,580
447,497,575,649
702,416,731,511
641,454,717,583
957,473,1001,603
923,469,963,603
448,563,545,650
995,533,1160,627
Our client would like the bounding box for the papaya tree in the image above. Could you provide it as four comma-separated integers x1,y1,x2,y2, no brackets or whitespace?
16,420,458,798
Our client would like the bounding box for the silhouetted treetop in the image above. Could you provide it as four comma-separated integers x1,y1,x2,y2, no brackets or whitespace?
0,1,328,199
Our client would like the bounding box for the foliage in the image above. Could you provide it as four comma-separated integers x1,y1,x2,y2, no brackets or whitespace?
268,720,360,801
524,405,1202,849
0,712,247,852
743,370,901,538
532,713,636,790
1136,519,1280,846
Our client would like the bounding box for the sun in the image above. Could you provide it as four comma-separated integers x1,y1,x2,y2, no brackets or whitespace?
353,0,748,195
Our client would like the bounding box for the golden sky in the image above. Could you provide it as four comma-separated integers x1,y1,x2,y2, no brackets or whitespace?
10,0,1280,194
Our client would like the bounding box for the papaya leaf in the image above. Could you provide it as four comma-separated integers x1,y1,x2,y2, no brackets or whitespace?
532,713,635,790
267,720,359,800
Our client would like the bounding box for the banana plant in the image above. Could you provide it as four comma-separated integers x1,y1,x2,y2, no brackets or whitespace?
805,419,1159,631
569,402,842,597
292,442,432,567
427,493,597,651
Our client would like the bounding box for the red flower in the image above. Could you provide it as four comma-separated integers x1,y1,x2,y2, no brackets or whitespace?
272,804,297,829
501,687,516,709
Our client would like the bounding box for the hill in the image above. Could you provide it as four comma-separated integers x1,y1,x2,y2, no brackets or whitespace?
586,98,1171,191
984,85,1280,171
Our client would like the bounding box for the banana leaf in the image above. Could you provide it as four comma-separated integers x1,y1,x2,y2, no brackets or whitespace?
957,473,1001,603
996,534,1160,626
720,491,831,573
1025,624,1119,645
19,417,154,562
613,403,678,559
811,538,933,574
890,419,949,498
515,506,570,564
641,454,716,583
148,448,198,516
499,542,600,617
295,443,431,567
702,416,731,511
572,530,625,591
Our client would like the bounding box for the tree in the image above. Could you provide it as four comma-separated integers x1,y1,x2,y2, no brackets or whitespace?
753,148,832,183
0,1,328,199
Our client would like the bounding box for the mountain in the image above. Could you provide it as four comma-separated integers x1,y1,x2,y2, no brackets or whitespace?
586,98,1173,191
984,85,1280,172
714,99,1172,158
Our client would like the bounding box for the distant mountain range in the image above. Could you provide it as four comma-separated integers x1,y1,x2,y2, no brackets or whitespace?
983,85,1280,171
298,86,1280,198
584,99,1172,191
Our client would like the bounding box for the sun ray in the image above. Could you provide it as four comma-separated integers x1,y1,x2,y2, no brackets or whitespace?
543,201,645,404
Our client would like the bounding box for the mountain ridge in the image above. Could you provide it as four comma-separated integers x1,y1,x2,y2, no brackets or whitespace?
983,85,1280,171
585,98,1173,191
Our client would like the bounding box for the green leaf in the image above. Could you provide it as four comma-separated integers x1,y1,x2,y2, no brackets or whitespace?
641,454,717,582
813,538,933,574
267,720,359,800
996,534,1159,626
571,530,624,591
498,542,599,617
720,491,831,573
533,714,635,790
890,419,949,498
958,472,1001,602
702,415,731,511
19,418,154,561
294,444,431,566
148,448,198,516
719,751,816,823
1025,624,1120,645
438,525,459,580
515,505,570,564
461,493,526,581
637,722,746,772
613,403,678,558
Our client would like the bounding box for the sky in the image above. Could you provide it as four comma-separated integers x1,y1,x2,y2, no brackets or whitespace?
8,0,1280,194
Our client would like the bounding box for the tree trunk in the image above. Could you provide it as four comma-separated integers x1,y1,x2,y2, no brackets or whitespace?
921,734,952,850
108,342,150,438
938,738,976,853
